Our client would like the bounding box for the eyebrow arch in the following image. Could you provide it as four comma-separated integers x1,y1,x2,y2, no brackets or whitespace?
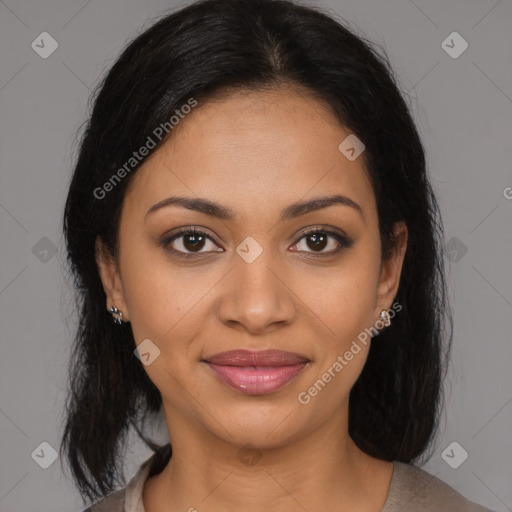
145,194,364,222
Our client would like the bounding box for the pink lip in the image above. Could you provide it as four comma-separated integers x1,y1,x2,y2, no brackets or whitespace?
203,350,309,395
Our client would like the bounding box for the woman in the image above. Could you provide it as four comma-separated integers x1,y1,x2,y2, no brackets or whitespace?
60,0,494,510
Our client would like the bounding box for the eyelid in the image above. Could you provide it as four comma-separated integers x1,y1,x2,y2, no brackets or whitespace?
161,225,353,256
160,227,222,255
292,227,353,254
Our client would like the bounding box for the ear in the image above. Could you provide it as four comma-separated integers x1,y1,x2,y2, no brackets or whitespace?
95,236,130,322
375,221,408,314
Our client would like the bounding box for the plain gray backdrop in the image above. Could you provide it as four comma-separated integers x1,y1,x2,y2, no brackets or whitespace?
0,0,511,510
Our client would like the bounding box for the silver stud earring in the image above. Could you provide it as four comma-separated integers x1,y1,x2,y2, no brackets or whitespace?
109,305,123,325
379,309,391,328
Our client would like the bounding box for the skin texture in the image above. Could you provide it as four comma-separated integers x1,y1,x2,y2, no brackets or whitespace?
96,84,408,512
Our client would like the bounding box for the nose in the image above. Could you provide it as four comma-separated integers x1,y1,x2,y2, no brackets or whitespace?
216,251,296,335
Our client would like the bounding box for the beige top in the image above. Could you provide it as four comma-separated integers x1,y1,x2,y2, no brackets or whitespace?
82,453,495,512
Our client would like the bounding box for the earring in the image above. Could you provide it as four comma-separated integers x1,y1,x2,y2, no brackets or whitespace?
379,309,391,328
109,305,123,325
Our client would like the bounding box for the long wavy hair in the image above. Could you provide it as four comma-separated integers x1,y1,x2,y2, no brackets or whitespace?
60,0,453,502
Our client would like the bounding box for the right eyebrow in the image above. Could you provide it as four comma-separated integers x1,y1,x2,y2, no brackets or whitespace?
145,194,364,223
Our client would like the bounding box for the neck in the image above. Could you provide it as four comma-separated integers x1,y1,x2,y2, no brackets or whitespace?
142,408,393,512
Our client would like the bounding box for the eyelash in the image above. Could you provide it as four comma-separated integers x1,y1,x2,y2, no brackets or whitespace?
160,226,353,258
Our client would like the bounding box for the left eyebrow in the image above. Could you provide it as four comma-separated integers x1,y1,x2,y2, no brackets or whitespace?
145,194,364,223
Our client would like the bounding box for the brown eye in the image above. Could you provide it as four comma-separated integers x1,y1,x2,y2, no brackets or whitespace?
291,229,353,254
162,228,222,255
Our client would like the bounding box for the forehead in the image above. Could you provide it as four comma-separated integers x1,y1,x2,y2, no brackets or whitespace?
123,86,375,221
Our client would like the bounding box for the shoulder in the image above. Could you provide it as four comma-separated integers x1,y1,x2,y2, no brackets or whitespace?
78,488,126,512
382,461,495,512
76,444,170,512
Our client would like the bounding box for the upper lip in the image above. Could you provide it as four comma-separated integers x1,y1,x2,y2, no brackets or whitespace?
203,349,309,367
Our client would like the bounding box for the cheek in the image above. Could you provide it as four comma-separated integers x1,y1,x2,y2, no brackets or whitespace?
120,245,219,377
297,254,379,343
119,231,196,338
121,257,204,400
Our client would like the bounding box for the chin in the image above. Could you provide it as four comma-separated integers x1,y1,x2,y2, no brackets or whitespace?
210,405,305,447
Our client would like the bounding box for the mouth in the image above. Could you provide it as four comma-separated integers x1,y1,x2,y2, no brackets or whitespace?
202,349,310,395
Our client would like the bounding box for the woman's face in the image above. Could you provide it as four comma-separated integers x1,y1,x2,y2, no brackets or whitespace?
96,85,407,450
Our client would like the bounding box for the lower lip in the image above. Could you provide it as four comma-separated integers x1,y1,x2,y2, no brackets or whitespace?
205,362,307,395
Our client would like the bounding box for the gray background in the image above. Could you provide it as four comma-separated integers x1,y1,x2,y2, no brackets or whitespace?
0,0,511,510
